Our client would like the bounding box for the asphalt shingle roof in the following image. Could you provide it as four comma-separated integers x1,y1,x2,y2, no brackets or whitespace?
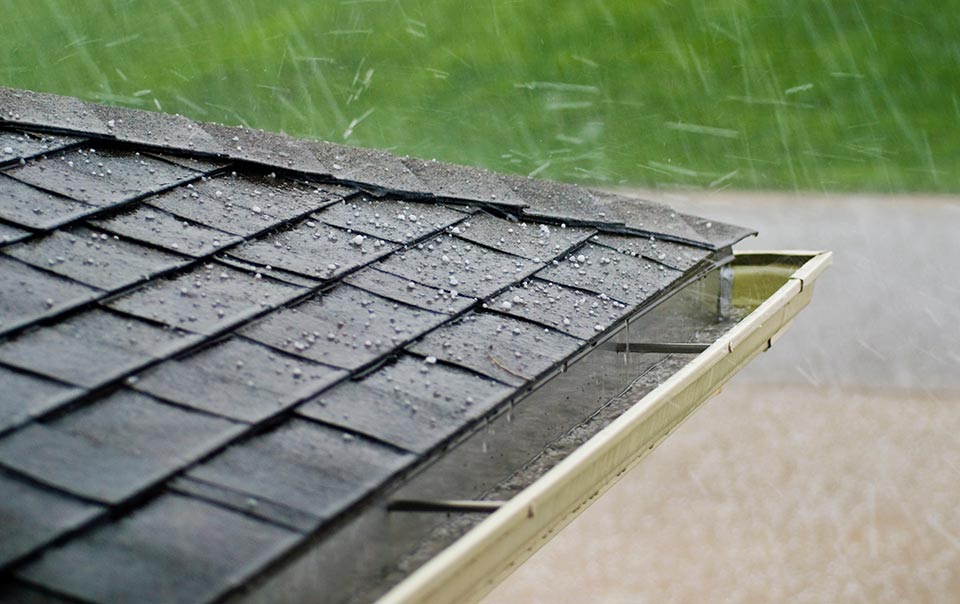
0,87,755,604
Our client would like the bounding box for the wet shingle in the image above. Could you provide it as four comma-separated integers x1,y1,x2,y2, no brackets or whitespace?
535,242,684,306
592,232,712,272
17,494,299,604
144,152,231,174
0,129,82,165
5,147,198,208
90,205,242,257
317,195,467,244
147,173,348,238
409,312,581,386
487,278,635,340
4,227,189,291
456,213,595,261
0,174,95,230
0,256,100,335
227,220,396,280
0,308,197,388
0,366,81,433
133,337,346,423
297,355,511,453
107,263,305,334
0,471,101,567
0,222,29,246
0,390,240,503
0,579,81,604
678,212,757,249
376,233,543,299
344,267,475,314
399,157,527,207
188,419,413,524
243,285,447,370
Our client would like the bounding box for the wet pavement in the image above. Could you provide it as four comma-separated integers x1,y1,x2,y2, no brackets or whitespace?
484,191,960,603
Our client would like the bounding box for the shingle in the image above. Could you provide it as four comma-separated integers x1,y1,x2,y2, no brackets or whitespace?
307,140,425,192
188,419,413,524
0,366,81,433
454,213,595,261
0,423,162,504
0,129,82,165
17,494,299,604
0,390,240,503
3,227,189,291
0,174,96,230
678,212,757,249
0,88,111,137
0,222,29,246
147,173,348,238
409,312,581,386
399,157,527,207
317,195,467,244
487,278,635,340
169,476,319,533
5,147,198,208
107,262,305,334
592,232,712,272
0,579,81,604
226,220,396,280
133,337,346,423
297,355,511,453
375,233,543,299
90,205,243,257
535,242,684,306
344,266,476,314
0,308,197,388
0,471,102,567
0,256,100,335
90,103,227,157
242,285,447,370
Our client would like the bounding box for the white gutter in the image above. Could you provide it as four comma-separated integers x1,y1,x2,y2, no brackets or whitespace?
376,250,832,604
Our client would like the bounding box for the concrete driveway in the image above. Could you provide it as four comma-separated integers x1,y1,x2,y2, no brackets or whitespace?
482,191,960,603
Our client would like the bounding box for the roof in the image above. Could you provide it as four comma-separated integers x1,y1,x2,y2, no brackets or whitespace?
0,87,754,604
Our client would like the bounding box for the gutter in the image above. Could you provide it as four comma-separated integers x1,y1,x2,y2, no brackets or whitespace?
376,250,832,604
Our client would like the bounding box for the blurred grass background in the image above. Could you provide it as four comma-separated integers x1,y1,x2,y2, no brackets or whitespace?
2,0,958,192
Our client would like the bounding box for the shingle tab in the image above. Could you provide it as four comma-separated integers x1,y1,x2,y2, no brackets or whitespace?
18,494,299,604
535,241,684,306
4,227,189,291
0,174,95,230
107,262,305,334
188,419,413,524
0,390,240,503
0,308,197,388
0,256,100,335
147,173,348,238
0,129,82,165
227,220,396,280
0,580,80,604
90,205,243,257
487,278,635,339
5,147,198,208
317,195,467,244
376,233,543,299
592,232,712,272
0,471,102,567
0,223,29,246
409,312,582,386
132,337,346,423
0,366,81,434
344,267,475,314
242,285,447,370
455,213,595,261
297,355,511,453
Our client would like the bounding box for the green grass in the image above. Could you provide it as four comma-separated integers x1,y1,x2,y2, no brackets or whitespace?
2,0,959,192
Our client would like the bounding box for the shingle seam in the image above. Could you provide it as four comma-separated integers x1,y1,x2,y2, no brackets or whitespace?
166,478,313,534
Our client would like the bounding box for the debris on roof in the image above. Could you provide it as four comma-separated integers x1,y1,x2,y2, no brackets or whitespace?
0,87,755,604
